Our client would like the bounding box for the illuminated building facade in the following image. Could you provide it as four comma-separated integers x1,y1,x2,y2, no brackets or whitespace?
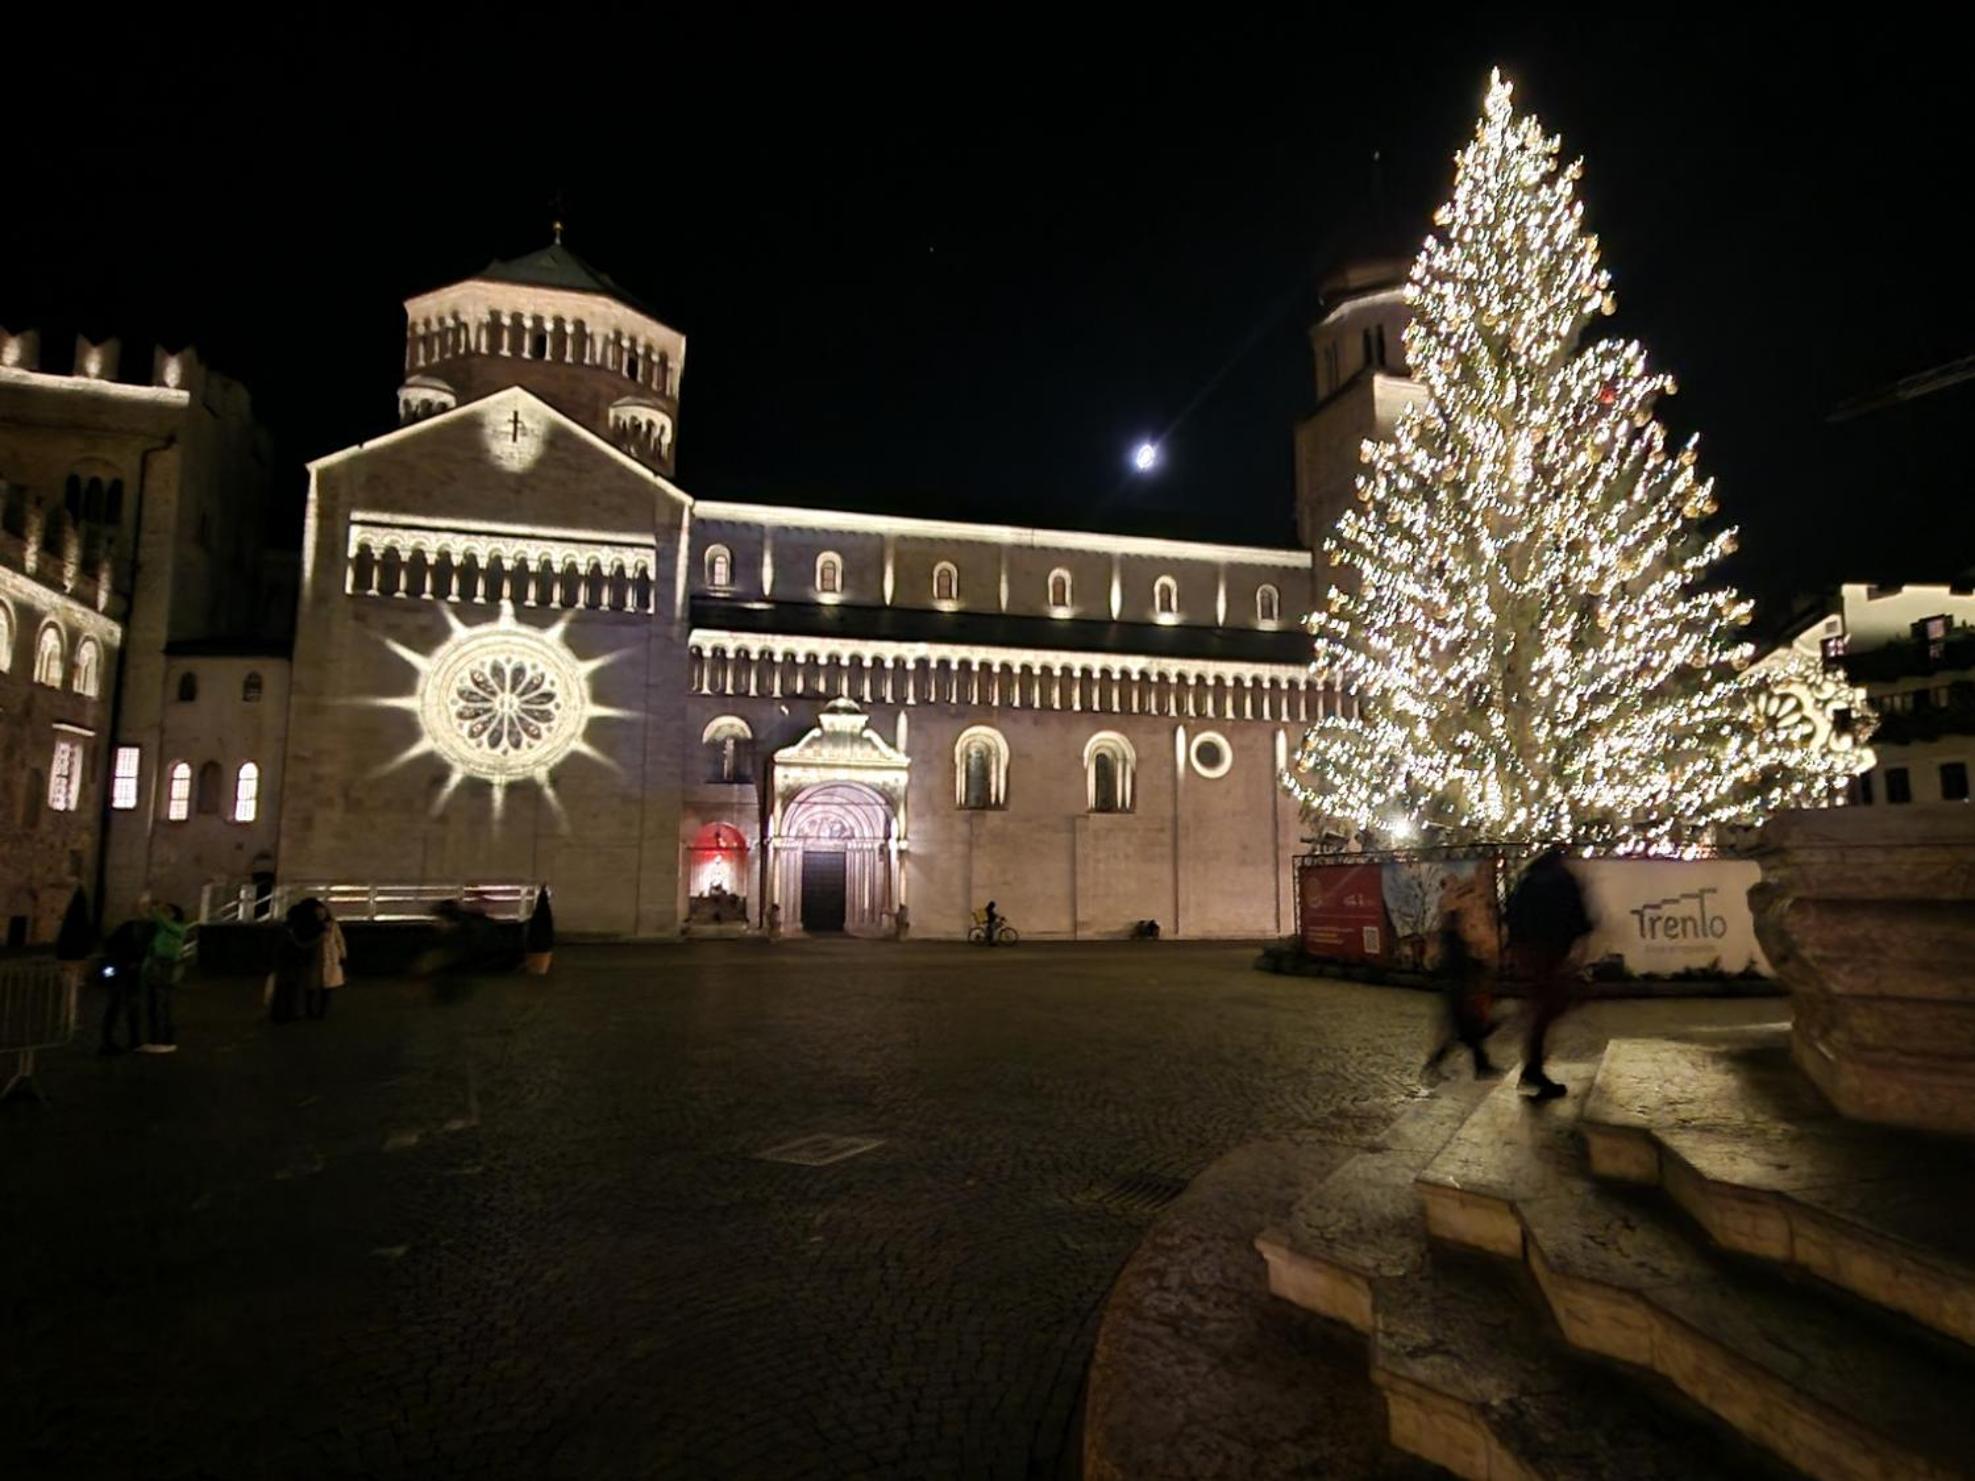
275,243,1336,936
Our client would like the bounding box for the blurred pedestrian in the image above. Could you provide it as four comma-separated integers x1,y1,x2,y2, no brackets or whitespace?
307,900,348,1019
1424,907,1497,1078
55,886,94,994
1505,849,1593,1100
138,903,189,1054
268,898,325,1025
98,910,153,1055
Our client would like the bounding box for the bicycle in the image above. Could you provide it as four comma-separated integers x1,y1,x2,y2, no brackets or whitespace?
967,911,1020,945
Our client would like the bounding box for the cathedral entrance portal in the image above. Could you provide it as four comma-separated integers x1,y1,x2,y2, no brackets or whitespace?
767,700,911,938
799,850,848,933
775,780,896,936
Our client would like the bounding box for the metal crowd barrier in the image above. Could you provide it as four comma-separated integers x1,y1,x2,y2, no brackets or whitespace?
198,881,539,926
0,960,78,1102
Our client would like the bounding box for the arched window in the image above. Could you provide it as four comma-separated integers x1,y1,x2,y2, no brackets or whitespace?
1256,583,1281,625
1154,575,1179,618
932,561,958,604
705,544,733,588
702,715,755,783
233,761,260,823
816,551,843,596
953,725,1010,809
64,474,81,521
242,671,263,703
165,761,192,821
33,624,64,687
531,330,547,359
106,479,124,524
72,638,100,698
177,671,198,703
626,350,640,381
0,602,14,673
1048,568,1073,609
196,760,223,815
1084,732,1137,814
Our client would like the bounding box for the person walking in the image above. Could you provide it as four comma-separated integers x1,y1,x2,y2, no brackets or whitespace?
1424,907,1497,1079
268,898,325,1024
307,900,348,1019
98,910,153,1055
138,903,189,1054
1505,848,1593,1100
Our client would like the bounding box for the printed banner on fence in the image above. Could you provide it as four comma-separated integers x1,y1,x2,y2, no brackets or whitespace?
1298,862,1388,962
1382,857,1500,972
1572,858,1770,977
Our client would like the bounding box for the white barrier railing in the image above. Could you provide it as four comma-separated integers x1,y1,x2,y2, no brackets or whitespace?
198,881,540,926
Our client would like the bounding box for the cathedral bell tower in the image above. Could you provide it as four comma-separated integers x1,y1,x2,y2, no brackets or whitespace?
1292,257,1423,552
396,229,686,477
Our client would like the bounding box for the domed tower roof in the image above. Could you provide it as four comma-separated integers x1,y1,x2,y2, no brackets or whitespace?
477,242,655,317
398,237,686,478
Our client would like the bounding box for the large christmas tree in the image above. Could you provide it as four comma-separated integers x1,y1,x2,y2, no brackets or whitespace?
1287,72,1872,853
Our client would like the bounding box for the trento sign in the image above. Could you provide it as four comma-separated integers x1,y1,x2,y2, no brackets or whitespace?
1575,860,1770,977
1629,888,1730,944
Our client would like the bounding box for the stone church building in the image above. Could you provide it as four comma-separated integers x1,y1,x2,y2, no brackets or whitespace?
7,243,1413,941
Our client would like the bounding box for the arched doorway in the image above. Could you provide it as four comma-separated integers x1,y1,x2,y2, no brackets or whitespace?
776,780,896,935
688,822,750,924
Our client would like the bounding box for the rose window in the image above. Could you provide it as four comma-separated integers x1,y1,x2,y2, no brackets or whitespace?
453,658,562,755
418,616,589,782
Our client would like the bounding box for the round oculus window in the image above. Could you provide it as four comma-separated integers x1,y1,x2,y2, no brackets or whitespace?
1190,731,1232,779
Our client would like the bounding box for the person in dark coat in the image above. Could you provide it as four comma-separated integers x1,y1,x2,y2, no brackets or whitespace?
55,887,95,991
98,912,153,1055
268,899,326,1025
1505,848,1593,1099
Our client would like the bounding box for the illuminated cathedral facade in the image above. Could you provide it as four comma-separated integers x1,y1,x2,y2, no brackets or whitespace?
8,243,1414,939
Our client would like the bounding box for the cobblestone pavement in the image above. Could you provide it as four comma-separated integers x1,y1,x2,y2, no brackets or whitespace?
1,941,1784,1480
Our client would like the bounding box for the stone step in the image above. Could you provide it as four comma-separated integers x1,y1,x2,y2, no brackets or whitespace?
1374,1247,1783,1481
1258,1079,1498,1333
1258,1083,1774,1480
1581,1032,1975,1349
1417,1071,1975,1481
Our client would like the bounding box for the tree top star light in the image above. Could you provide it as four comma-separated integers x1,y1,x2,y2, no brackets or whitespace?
1284,72,1873,854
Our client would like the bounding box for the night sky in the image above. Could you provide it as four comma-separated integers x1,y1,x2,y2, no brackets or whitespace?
5,23,1968,621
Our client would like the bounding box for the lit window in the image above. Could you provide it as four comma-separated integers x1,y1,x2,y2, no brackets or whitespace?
1084,732,1136,813
72,638,101,698
1154,576,1178,618
1256,584,1280,625
1048,569,1073,609
1820,634,1847,666
816,552,843,596
48,738,84,812
166,762,192,821
34,624,65,687
705,544,733,588
0,602,13,673
953,726,1010,809
933,561,958,604
233,761,260,822
112,746,140,810
242,671,263,703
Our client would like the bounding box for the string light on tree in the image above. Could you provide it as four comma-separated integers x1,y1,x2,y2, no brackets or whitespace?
1283,72,1874,854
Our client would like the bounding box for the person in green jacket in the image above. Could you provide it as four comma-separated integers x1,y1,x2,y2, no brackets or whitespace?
139,903,189,1054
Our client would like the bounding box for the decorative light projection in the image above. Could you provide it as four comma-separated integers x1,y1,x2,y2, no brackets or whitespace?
375,601,628,822
1283,72,1874,854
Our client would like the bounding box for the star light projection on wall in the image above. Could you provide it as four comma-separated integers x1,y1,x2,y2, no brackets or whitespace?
370,601,629,825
